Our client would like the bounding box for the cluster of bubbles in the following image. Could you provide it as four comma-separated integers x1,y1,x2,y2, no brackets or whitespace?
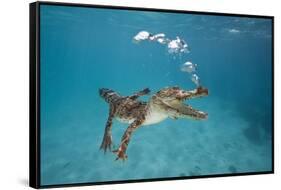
180,62,200,86
133,31,201,87
133,31,189,53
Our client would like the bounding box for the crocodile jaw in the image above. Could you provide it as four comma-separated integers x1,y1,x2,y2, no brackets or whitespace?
167,101,208,120
150,86,208,120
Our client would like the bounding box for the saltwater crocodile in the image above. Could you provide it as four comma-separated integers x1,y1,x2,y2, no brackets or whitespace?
99,86,208,161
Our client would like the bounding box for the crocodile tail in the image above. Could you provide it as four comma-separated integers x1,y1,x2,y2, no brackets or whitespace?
99,88,121,103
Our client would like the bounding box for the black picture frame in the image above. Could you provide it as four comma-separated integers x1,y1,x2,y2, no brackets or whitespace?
29,1,274,189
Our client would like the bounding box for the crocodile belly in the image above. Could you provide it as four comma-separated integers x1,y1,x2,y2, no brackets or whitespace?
142,111,168,126
116,117,135,124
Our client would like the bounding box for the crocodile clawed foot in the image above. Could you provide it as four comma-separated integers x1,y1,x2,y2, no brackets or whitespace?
100,134,113,153
112,148,128,161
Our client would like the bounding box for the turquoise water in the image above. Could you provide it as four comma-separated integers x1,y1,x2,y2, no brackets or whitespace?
40,5,273,186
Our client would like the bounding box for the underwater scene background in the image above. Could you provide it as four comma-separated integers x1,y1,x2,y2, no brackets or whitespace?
40,4,273,186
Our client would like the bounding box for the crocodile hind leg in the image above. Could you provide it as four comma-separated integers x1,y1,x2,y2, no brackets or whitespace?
113,119,143,161
100,107,115,153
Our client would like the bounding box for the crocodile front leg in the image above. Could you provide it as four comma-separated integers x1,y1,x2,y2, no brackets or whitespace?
128,88,150,100
100,106,115,153
113,119,143,161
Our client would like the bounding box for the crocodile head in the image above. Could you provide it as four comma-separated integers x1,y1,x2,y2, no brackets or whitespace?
150,86,208,120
